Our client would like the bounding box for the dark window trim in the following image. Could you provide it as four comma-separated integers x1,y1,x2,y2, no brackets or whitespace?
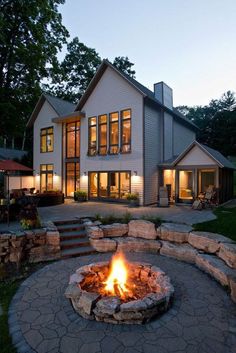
65,161,80,197
120,108,131,154
109,111,119,155
88,116,97,156
40,163,54,191
40,126,54,153
98,114,108,155
66,121,80,159
88,170,131,201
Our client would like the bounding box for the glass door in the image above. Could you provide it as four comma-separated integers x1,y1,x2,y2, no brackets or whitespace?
178,170,193,202
99,173,108,198
66,162,80,197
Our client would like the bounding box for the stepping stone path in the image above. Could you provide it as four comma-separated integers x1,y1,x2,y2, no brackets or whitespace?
9,253,236,353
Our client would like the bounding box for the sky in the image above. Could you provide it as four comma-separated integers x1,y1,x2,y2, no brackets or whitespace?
59,0,236,107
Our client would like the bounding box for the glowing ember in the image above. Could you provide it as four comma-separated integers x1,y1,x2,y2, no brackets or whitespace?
104,252,130,299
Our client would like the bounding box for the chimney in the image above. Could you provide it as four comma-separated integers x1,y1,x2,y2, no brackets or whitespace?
154,82,173,110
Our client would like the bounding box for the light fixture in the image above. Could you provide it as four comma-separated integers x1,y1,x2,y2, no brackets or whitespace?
133,171,137,176
83,172,87,176
54,172,57,176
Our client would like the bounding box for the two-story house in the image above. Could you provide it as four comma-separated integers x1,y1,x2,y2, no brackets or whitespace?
27,60,235,205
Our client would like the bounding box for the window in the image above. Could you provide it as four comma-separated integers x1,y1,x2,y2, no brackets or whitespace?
66,162,80,196
66,122,80,158
109,112,119,154
88,117,97,156
98,114,107,155
40,127,54,153
40,164,53,192
121,109,131,153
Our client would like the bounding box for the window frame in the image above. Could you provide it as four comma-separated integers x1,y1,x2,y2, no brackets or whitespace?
109,111,119,155
66,121,80,159
65,162,80,197
98,114,108,155
40,164,54,192
88,116,97,156
120,109,131,153
40,126,54,153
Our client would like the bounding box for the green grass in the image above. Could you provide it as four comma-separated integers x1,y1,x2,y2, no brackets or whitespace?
0,279,20,353
193,206,236,241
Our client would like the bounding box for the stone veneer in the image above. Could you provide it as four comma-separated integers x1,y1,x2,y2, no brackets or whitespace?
0,221,60,264
84,219,236,303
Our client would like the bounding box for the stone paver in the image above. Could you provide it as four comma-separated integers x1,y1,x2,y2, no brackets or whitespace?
9,253,236,353
37,200,216,226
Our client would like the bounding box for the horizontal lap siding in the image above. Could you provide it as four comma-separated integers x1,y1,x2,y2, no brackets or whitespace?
144,103,162,205
173,120,196,156
80,67,144,204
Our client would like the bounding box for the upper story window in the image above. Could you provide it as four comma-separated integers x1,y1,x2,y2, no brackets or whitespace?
66,121,80,158
121,109,131,153
98,114,107,155
88,117,97,156
109,112,119,154
40,127,53,153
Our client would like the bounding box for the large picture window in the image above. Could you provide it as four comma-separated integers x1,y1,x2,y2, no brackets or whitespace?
98,114,107,155
40,127,54,153
89,171,131,200
66,162,80,197
121,109,131,153
40,164,53,192
109,112,119,154
88,117,97,156
66,122,80,158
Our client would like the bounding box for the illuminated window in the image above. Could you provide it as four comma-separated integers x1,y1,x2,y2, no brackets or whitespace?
40,164,53,191
40,127,54,153
121,109,131,153
98,114,107,155
66,162,80,196
109,112,119,154
66,122,80,158
88,117,97,156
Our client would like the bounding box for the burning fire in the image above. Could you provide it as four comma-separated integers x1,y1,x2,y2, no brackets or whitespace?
104,252,130,299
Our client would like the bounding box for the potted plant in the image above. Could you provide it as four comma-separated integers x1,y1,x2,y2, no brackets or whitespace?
74,190,87,202
126,193,139,207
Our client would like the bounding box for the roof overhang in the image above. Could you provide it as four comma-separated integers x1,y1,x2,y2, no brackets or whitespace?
52,111,85,124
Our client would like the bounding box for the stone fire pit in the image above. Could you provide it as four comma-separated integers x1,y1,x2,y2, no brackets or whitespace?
65,256,174,324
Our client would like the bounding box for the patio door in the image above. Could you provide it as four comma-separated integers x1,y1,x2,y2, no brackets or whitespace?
198,169,216,193
66,162,80,197
178,170,194,203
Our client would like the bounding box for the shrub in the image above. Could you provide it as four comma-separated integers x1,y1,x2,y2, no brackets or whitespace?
126,193,139,201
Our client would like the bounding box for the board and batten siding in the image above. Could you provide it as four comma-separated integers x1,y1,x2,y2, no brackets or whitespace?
173,120,196,156
79,66,144,204
144,102,162,205
163,112,173,161
33,100,62,191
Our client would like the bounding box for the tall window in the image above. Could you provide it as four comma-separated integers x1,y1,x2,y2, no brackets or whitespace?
88,117,97,156
66,122,80,158
121,109,131,153
98,114,107,155
66,162,80,196
109,112,119,154
40,127,54,153
40,164,53,192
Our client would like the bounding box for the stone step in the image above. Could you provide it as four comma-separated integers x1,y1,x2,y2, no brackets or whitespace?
56,223,85,233
61,238,91,250
61,246,97,259
54,219,82,226
60,230,87,241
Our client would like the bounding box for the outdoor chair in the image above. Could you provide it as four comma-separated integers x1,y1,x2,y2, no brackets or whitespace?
192,186,218,210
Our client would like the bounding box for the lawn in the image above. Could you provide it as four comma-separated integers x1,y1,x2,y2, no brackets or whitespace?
193,206,236,241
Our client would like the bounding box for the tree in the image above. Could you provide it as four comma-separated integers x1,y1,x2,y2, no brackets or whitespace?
0,0,68,148
46,37,102,102
113,56,136,78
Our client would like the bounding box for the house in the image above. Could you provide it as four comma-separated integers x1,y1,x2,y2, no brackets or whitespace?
27,60,235,205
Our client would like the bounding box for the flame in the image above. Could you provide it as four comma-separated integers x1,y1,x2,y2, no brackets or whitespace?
104,252,130,299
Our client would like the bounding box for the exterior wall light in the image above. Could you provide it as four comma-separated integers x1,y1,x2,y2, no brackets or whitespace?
84,172,87,176
133,171,137,176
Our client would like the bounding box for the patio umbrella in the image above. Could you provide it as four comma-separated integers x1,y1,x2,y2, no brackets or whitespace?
0,160,32,226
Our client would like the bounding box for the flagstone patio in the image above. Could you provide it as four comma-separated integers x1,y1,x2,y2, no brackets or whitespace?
9,253,236,353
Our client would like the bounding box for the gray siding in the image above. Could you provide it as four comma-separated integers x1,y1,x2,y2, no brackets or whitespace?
144,102,162,205
173,120,196,155
164,112,173,161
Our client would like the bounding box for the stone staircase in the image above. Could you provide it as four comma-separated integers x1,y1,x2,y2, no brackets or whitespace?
54,220,96,258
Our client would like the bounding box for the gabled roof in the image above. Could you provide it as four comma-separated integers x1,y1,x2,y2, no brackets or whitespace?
27,94,75,128
76,59,198,132
162,140,235,169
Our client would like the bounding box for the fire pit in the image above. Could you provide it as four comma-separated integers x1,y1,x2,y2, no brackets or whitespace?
65,253,174,324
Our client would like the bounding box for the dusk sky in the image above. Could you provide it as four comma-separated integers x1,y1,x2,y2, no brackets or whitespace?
59,0,236,107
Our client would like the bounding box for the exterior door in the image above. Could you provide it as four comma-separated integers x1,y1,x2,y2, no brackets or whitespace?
66,162,80,197
178,170,194,203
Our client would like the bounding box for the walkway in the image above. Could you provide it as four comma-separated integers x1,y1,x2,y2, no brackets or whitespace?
38,200,216,226
9,253,236,353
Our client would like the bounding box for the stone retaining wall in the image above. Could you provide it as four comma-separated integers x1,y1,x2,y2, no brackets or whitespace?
84,219,236,303
0,221,60,264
